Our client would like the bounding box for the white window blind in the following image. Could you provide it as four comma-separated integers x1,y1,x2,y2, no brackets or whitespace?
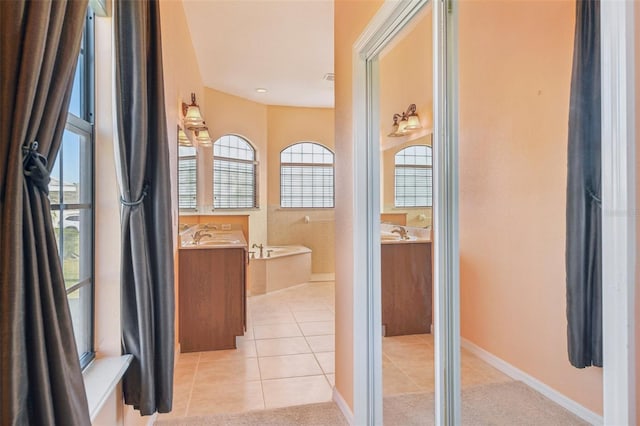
394,145,432,207
178,146,197,210
281,142,334,208
213,135,257,209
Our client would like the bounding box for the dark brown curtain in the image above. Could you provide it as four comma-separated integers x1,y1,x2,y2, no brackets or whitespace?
566,0,602,368
114,0,175,415
0,1,90,424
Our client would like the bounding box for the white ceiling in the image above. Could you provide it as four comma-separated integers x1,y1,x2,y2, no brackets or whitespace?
182,0,334,108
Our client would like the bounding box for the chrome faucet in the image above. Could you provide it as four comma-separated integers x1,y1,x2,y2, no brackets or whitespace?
252,243,264,258
192,229,212,244
391,226,409,240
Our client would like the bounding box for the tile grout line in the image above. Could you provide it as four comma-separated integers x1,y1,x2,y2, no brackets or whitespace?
183,352,201,417
252,324,268,411
297,303,336,394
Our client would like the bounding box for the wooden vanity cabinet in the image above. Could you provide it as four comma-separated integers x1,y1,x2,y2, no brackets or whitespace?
179,247,247,352
381,242,432,336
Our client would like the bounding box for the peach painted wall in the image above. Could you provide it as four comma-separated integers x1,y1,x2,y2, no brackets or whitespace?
334,0,384,411
458,0,602,415
266,106,335,273
201,88,268,247
379,8,433,229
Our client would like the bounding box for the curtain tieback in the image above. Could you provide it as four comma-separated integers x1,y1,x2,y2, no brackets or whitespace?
587,187,601,206
121,184,149,207
22,141,50,195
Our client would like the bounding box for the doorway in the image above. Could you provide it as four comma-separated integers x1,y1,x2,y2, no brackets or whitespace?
351,0,637,424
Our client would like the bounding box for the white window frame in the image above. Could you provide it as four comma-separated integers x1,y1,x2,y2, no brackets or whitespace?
394,145,433,208
212,134,258,209
280,142,335,208
178,146,197,210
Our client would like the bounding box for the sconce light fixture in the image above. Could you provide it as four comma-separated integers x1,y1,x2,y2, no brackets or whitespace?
182,92,205,128
178,127,192,147
387,103,423,137
192,123,212,147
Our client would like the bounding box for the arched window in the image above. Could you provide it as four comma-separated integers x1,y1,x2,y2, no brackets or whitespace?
213,135,258,209
394,145,432,207
178,145,197,209
281,142,334,208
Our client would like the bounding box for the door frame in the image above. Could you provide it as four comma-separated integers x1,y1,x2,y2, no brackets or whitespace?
351,0,637,425
601,1,636,424
351,0,460,423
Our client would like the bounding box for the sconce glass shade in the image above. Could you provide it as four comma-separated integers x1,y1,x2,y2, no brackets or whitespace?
194,126,212,147
182,93,205,128
183,105,204,128
405,113,422,130
397,115,409,134
388,104,423,136
178,128,192,147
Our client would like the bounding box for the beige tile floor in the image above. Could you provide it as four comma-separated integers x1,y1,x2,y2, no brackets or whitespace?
157,281,512,420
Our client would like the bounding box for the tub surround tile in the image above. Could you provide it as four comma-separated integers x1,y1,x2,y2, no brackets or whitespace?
258,353,323,380
255,337,312,357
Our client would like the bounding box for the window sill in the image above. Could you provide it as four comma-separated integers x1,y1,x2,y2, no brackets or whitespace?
83,355,133,421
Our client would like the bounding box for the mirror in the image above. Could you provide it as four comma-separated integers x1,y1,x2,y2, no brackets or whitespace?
177,127,197,211
377,4,433,230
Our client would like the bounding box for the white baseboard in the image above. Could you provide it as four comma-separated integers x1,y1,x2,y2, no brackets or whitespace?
461,339,603,425
332,387,354,425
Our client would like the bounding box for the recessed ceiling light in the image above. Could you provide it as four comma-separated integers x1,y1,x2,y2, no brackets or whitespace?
255,88,268,93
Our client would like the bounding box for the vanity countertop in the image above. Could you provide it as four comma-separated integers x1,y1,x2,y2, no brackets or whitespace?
179,228,247,250
380,224,431,245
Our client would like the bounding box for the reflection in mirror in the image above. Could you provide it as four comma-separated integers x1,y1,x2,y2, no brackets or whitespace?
381,136,432,228
178,127,197,210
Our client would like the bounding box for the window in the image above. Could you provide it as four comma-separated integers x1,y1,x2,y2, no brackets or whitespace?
394,145,432,207
178,145,197,209
213,135,258,209
280,142,334,208
48,8,94,368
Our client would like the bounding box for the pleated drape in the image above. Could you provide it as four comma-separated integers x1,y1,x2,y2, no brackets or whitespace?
565,0,602,368
0,1,91,424
114,0,175,415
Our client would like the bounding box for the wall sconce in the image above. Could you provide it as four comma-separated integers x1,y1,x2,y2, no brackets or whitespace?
182,92,205,128
388,104,422,137
178,127,192,147
192,123,212,147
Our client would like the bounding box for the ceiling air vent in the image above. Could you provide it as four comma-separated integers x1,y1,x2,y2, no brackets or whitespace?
323,73,335,82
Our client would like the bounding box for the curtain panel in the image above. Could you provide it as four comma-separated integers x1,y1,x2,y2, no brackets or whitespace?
566,0,602,368
114,0,175,415
0,1,91,424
